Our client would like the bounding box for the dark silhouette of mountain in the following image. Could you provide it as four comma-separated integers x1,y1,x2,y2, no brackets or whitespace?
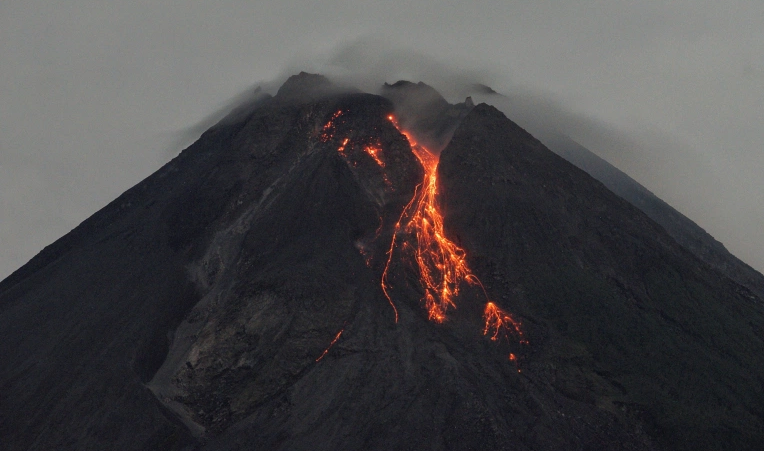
1,73,762,450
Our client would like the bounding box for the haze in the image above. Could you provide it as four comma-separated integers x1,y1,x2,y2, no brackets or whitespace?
1,0,763,279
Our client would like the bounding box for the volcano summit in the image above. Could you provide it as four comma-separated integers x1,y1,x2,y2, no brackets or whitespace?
1,73,763,451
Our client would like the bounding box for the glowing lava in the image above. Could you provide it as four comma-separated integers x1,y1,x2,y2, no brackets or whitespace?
338,138,350,153
316,328,344,362
320,110,343,142
483,302,526,343
321,111,384,169
385,115,526,361
363,144,385,167
321,110,526,362
382,116,475,323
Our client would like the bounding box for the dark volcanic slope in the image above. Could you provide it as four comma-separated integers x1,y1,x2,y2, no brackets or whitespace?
439,105,764,451
473,87,764,302
0,74,419,450
1,74,763,451
539,131,764,301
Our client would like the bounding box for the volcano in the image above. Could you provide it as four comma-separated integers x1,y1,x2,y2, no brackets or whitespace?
1,73,763,451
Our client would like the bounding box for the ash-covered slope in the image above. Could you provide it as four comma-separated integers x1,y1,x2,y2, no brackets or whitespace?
0,74,763,451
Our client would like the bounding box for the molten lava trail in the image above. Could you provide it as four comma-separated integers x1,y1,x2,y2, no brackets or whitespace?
316,328,344,362
321,110,525,356
384,116,525,351
483,302,526,345
383,116,474,323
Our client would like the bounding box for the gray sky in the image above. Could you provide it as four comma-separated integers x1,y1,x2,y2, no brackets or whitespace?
2,0,763,279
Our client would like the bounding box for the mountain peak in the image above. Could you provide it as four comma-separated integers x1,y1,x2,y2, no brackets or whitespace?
381,80,472,151
472,83,498,94
275,71,335,102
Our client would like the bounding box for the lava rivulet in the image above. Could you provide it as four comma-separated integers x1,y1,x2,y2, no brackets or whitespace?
483,302,526,372
483,302,526,344
363,145,385,167
316,328,344,362
321,111,383,168
384,115,524,348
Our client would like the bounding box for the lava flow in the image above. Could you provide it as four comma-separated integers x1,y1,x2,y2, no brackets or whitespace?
483,302,526,344
321,110,525,357
316,328,344,362
383,116,475,323
384,115,525,349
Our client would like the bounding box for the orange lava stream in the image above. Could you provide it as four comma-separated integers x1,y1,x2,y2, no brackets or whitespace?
315,328,344,362
384,117,471,322
363,145,385,167
321,111,383,168
385,116,506,325
337,138,350,153
321,110,343,141
321,111,525,363
483,302,526,343
483,302,526,371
